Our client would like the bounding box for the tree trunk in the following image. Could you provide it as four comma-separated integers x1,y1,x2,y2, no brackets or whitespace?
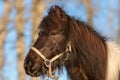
117,0,120,45
31,0,45,43
82,0,93,26
15,0,26,80
30,0,45,80
109,0,114,40
0,0,11,79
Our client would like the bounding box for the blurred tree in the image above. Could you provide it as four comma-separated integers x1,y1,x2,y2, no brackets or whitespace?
109,0,114,40
117,0,120,45
15,0,26,80
81,0,93,25
0,0,11,79
31,0,45,44
30,0,45,80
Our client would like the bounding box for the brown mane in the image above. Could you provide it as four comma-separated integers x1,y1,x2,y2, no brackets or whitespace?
65,17,108,80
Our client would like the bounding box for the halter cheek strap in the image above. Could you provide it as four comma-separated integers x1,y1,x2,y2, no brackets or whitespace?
31,42,71,80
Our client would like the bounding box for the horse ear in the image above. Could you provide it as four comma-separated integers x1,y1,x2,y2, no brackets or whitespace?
49,6,63,15
54,6,62,11
49,5,66,21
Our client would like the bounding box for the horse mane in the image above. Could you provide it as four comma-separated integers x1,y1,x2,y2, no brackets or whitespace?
66,16,108,79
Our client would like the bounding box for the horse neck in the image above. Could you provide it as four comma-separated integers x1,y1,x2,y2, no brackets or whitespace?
66,19,107,67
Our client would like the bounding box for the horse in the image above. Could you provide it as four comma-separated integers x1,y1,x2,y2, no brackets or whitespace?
24,6,120,80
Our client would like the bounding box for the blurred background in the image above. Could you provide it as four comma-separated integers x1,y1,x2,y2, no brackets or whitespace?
0,0,120,80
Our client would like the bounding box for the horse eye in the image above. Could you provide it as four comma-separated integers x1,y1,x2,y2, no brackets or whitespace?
49,32,57,35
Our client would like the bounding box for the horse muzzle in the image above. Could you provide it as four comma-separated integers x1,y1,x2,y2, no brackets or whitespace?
24,56,46,77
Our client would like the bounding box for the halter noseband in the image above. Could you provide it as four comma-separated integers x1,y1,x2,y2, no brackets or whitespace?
31,42,71,80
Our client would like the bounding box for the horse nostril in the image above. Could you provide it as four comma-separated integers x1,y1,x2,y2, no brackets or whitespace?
24,59,32,72
24,58,42,77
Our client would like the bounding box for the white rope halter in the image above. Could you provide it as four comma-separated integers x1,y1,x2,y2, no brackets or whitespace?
31,42,71,80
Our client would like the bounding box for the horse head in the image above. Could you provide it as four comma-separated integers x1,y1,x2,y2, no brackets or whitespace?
24,6,71,79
